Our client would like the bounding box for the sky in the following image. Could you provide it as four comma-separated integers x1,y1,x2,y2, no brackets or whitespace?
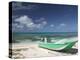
11,2,78,32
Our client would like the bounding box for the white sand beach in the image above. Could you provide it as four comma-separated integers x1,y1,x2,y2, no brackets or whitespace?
9,41,78,59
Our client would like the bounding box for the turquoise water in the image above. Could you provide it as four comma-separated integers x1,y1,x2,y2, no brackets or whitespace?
13,32,77,35
12,32,78,43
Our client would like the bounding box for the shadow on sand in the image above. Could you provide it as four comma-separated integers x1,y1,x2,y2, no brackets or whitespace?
57,48,78,54
41,47,78,54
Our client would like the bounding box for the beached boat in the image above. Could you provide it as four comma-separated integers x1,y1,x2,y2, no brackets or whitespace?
39,37,77,50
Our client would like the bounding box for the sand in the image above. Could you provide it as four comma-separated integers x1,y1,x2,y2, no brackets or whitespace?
9,42,78,59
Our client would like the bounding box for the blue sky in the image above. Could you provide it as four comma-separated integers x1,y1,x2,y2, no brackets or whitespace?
12,2,78,32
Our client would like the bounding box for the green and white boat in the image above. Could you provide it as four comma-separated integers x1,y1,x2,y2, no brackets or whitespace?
39,37,77,50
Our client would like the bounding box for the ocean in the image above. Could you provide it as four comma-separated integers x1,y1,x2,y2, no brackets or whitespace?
12,32,78,43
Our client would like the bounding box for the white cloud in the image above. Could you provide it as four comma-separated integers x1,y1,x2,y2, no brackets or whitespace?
12,23,24,32
15,15,33,27
50,24,54,27
60,23,66,26
35,18,45,22
13,15,47,31
42,21,47,25
57,23,66,29
16,24,24,28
